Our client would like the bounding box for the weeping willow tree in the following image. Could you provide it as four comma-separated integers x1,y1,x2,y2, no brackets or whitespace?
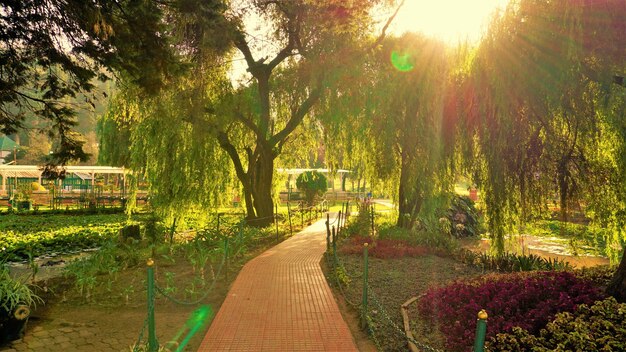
99,0,405,226
457,0,624,254
372,34,452,228
319,33,454,229
99,69,234,220
457,0,626,298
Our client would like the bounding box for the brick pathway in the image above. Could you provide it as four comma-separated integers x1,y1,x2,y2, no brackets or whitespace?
197,216,358,352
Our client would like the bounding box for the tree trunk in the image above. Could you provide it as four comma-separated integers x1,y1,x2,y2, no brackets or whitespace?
557,161,569,236
247,149,275,227
607,249,626,302
397,149,420,228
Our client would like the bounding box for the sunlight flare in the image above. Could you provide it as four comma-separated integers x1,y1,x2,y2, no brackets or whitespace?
391,0,510,44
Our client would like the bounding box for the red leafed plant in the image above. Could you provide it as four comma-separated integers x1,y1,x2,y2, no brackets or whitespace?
339,236,431,259
417,271,605,352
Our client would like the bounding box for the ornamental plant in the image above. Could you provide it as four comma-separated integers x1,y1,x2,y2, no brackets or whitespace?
487,297,626,351
417,271,605,352
445,195,483,238
296,171,328,206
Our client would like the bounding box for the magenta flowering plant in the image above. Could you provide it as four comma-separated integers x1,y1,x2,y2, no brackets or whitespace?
417,271,605,351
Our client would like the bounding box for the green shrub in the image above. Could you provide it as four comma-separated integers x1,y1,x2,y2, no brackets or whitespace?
343,207,372,237
296,171,328,205
419,271,605,351
575,265,615,288
457,250,572,272
445,195,483,238
487,297,626,352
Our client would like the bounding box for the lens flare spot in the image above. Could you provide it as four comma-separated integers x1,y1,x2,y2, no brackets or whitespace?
391,51,414,72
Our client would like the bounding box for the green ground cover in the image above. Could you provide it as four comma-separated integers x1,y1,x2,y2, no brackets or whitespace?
0,213,149,261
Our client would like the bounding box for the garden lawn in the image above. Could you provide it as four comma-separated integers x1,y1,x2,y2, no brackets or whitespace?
328,252,482,351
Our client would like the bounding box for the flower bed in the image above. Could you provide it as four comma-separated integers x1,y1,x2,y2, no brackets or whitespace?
339,235,434,259
417,271,605,351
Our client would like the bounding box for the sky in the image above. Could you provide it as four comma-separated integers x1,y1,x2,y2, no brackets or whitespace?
388,0,510,44
229,0,510,82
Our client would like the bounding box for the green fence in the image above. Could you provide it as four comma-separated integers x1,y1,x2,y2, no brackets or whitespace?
325,202,489,352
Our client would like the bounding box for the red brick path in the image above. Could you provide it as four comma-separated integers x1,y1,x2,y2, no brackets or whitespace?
197,217,358,351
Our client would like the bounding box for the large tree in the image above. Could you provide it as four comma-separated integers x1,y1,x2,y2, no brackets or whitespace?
0,0,180,165
101,0,404,225
459,0,626,296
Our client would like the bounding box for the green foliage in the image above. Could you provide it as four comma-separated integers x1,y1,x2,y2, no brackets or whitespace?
296,171,328,205
343,206,373,237
63,241,143,300
458,0,626,257
102,83,234,221
457,250,572,272
0,213,146,261
446,196,483,238
575,265,616,288
0,0,180,164
487,297,626,352
334,265,351,287
0,265,42,312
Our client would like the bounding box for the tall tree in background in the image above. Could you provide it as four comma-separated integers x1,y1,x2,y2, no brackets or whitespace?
459,0,626,298
369,34,450,228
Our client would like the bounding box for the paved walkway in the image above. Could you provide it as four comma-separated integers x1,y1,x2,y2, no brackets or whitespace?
197,216,358,352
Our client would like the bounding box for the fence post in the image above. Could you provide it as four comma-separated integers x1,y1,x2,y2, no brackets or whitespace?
361,243,369,328
370,204,375,235
275,203,279,242
287,201,293,236
332,226,337,259
326,214,331,252
473,310,488,352
146,258,158,352
337,210,342,238
301,208,304,228
224,237,229,281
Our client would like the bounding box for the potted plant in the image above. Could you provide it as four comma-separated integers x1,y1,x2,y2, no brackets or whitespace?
0,265,42,345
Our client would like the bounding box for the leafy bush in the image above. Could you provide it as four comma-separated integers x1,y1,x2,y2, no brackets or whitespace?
574,265,615,288
296,171,328,205
343,207,373,237
457,250,573,272
0,265,43,312
487,297,626,352
63,240,143,300
417,271,605,352
376,214,458,252
445,195,483,238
